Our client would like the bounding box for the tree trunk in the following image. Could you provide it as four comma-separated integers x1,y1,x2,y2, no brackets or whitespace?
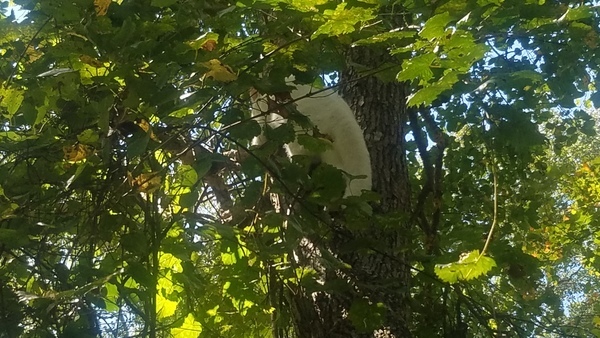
341,49,411,213
341,46,413,338
290,46,413,337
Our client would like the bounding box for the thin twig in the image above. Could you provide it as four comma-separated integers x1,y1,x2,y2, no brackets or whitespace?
5,16,52,87
479,162,498,259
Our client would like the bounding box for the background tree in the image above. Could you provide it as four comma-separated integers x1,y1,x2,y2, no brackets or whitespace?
0,0,600,337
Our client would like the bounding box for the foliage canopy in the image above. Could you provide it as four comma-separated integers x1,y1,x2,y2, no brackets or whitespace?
1,0,600,337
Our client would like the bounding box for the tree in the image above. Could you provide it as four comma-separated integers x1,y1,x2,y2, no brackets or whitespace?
1,0,600,337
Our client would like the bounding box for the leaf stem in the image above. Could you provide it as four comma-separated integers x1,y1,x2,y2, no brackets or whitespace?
479,161,498,259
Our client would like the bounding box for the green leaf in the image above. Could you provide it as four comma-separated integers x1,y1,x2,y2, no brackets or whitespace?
397,54,436,83
102,283,120,312
562,6,593,21
121,232,148,256
0,228,30,248
151,0,178,7
407,71,459,106
126,262,154,288
175,165,198,188
193,153,217,179
419,12,453,40
169,108,195,118
126,132,150,158
66,163,90,189
353,31,416,46
228,119,262,141
312,3,376,38
308,163,346,202
77,129,99,144
221,251,237,265
347,299,385,333
435,250,497,284
296,134,332,153
179,190,199,209
265,123,296,145
0,87,24,117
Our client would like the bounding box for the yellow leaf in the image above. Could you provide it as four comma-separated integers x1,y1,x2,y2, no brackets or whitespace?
130,172,162,193
63,144,92,162
156,293,178,319
202,59,237,82
135,118,160,142
26,46,43,63
159,252,183,272
94,0,111,16
206,305,219,317
171,313,202,337
136,118,151,133
79,55,105,68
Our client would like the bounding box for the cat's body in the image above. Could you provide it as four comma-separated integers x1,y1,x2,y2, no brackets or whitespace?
251,80,372,197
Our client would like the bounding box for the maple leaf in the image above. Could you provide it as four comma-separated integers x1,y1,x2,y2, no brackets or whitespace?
202,59,237,82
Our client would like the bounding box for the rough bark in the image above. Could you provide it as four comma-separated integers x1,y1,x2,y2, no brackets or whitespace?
341,52,411,213
340,46,413,338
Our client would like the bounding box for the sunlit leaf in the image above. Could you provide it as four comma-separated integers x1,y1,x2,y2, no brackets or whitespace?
159,252,183,272
397,54,436,83
171,313,202,338
202,59,237,82
174,165,198,188
156,293,178,318
0,87,24,117
435,250,497,284
313,3,376,38
103,283,120,312
419,12,453,40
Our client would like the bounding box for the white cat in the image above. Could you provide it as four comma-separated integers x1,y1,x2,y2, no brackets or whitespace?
251,79,372,197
